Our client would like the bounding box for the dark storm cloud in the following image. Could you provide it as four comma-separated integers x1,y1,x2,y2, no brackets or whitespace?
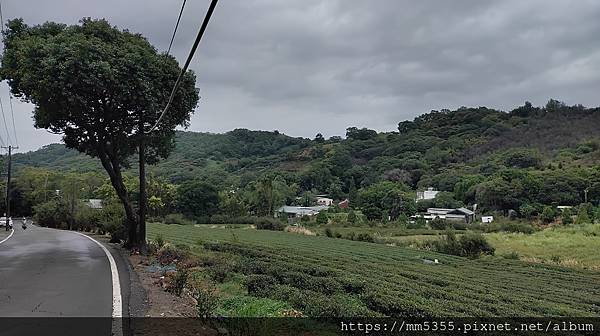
1,0,600,152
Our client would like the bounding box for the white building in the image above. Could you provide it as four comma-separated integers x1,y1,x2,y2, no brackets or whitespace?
416,187,440,201
481,216,494,223
316,197,334,206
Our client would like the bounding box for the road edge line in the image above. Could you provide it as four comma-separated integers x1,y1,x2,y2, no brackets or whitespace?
0,228,14,245
71,231,123,318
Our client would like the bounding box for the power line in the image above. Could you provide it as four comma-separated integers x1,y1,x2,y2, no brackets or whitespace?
8,95,17,146
0,0,17,147
168,0,187,55
0,95,12,146
147,0,219,134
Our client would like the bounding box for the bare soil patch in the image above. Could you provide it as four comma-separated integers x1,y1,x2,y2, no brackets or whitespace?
129,254,197,317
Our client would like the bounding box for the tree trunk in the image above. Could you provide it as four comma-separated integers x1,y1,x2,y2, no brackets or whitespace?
98,151,139,248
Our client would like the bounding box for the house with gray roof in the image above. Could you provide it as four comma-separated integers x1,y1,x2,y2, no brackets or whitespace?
275,205,329,221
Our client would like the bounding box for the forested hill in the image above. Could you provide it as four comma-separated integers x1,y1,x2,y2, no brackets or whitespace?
8,100,600,210
11,129,312,181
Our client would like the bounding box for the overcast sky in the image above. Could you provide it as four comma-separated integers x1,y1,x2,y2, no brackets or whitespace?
1,0,600,152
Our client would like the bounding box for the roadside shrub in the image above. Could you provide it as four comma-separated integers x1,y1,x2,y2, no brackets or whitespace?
245,274,278,296
154,234,166,248
324,228,333,237
255,218,285,231
189,280,220,318
33,199,70,228
166,268,189,297
156,244,189,265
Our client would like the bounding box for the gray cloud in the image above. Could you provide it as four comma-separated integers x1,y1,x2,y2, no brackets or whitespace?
1,0,600,152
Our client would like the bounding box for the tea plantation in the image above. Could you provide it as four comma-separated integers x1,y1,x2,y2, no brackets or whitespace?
148,223,600,317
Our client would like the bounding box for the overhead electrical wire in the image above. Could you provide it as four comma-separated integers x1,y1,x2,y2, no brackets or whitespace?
0,95,12,146
0,0,17,147
8,95,16,146
147,0,218,134
167,0,187,55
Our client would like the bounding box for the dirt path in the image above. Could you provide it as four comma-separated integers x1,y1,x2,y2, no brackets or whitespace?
128,254,197,317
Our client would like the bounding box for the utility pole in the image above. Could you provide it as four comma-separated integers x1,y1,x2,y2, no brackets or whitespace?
138,120,147,252
2,145,17,231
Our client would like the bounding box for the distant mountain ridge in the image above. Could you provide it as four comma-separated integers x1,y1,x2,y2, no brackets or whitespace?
8,100,600,191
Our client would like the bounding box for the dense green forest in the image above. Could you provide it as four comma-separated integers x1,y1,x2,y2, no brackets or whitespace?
3,99,600,221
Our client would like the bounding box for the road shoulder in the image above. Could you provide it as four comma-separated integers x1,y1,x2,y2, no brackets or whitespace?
81,233,147,317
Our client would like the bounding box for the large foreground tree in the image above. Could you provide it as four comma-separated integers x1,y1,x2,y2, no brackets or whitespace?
1,18,199,247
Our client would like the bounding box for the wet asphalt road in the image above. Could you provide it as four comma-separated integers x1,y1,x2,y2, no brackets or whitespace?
0,221,113,317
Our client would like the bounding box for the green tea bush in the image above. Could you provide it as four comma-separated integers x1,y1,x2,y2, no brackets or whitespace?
216,296,291,317
245,274,278,295
340,277,367,294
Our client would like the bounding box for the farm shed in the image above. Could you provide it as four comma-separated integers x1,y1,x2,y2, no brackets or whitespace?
426,207,475,223
275,205,329,222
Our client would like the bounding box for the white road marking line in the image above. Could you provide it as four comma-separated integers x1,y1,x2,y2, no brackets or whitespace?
0,228,14,245
71,232,123,317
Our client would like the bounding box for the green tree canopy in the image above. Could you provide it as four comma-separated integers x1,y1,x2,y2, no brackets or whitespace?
1,18,199,246
176,181,219,219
